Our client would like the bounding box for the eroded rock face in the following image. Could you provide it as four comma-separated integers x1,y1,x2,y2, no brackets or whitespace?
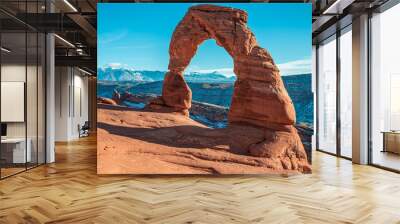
97,97,118,105
99,104,311,174
152,4,295,125
147,4,310,169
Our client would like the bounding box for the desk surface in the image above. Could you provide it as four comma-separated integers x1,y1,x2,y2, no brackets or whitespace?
1,138,27,143
381,131,400,134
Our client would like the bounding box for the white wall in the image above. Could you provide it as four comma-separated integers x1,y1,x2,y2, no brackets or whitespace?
55,66,70,141
72,73,89,138
1,64,26,138
1,64,41,138
54,67,89,141
1,63,46,164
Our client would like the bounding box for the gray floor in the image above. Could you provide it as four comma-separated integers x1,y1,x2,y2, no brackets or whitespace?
372,150,400,171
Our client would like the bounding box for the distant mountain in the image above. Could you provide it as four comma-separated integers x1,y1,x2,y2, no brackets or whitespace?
97,67,235,83
97,67,165,82
97,73,313,125
184,72,236,83
129,81,235,107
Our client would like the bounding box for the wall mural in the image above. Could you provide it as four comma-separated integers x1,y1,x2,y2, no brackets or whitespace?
97,3,313,174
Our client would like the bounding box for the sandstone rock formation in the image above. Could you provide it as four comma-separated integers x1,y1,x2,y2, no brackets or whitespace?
97,97,118,105
98,104,311,174
150,4,295,125
112,90,140,105
146,4,310,170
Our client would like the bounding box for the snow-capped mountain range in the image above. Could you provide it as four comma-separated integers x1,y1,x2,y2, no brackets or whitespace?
97,67,236,83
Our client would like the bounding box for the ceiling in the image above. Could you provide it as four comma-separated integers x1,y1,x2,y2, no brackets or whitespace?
1,0,395,73
0,0,97,73
311,0,391,43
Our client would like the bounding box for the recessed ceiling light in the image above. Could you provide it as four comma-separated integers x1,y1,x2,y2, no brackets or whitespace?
78,67,93,76
54,34,75,48
1,47,11,53
63,0,78,12
322,0,354,15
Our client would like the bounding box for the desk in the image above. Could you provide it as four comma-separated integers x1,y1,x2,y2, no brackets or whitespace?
382,131,400,154
1,138,31,163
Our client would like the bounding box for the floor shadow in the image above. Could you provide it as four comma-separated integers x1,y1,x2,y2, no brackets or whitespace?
97,121,265,156
98,103,141,112
98,104,313,162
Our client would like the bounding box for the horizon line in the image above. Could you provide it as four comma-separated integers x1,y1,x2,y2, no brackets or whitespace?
98,58,312,77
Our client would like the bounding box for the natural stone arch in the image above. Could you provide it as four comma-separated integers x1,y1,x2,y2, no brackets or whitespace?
147,5,311,170
154,4,296,130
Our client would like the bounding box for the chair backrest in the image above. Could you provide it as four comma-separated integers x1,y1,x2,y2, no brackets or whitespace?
82,121,90,129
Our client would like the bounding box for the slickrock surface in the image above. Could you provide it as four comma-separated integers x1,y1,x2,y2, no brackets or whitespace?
145,4,310,168
98,104,311,174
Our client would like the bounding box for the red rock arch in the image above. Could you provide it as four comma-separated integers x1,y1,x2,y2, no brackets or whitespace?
158,4,296,130
147,5,311,171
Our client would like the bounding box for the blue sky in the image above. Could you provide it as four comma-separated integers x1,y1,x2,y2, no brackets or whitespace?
98,3,311,76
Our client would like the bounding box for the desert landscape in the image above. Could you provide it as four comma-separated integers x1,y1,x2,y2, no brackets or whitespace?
98,104,311,174
97,4,312,175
